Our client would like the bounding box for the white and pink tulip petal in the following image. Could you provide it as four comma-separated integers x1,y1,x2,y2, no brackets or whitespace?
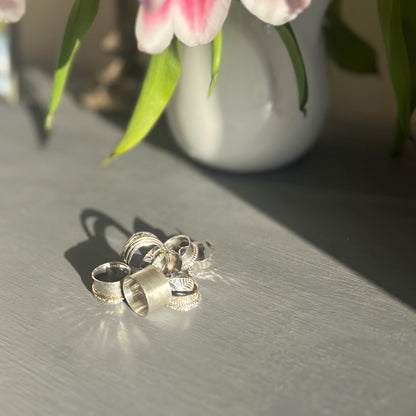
173,0,231,48
136,0,231,54
241,0,311,26
136,0,175,54
0,0,25,22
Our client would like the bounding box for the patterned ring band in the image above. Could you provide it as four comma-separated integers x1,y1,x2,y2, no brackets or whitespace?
122,232,164,265
193,240,215,270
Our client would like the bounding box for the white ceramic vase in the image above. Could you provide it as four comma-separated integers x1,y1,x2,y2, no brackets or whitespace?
166,0,331,172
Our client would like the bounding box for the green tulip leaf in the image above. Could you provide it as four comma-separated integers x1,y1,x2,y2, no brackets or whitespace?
209,30,222,96
378,0,416,153
45,0,100,131
400,0,416,112
275,23,308,115
106,41,182,161
324,0,378,74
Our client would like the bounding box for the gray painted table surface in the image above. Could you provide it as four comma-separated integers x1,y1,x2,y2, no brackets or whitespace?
1,70,415,415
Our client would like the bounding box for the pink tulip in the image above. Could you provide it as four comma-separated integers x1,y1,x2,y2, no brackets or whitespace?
136,0,232,54
0,0,25,23
136,0,311,53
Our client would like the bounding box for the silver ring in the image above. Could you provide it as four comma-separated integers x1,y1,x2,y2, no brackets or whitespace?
165,235,199,270
167,273,201,311
91,261,131,304
167,289,201,312
193,240,215,270
122,265,172,317
142,247,182,275
168,273,198,295
122,232,164,265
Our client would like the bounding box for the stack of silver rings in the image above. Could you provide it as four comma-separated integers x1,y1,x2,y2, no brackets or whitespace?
91,232,214,317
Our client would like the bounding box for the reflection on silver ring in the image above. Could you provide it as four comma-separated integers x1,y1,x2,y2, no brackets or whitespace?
91,261,131,304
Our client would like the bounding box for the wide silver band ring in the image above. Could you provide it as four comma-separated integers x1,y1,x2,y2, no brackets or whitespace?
122,265,172,317
91,261,131,304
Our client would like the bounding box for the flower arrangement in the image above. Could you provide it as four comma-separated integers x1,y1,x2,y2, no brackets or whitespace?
1,0,415,159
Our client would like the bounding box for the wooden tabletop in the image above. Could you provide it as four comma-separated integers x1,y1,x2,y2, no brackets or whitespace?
0,69,415,415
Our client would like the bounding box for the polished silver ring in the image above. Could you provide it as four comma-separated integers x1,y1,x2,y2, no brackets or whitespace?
165,234,199,271
122,265,172,317
91,261,131,304
193,240,215,270
141,246,182,275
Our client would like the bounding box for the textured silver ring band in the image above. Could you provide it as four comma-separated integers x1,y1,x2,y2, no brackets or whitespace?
194,240,215,270
122,232,164,265
91,261,131,304
168,273,198,295
167,287,201,312
167,273,201,311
